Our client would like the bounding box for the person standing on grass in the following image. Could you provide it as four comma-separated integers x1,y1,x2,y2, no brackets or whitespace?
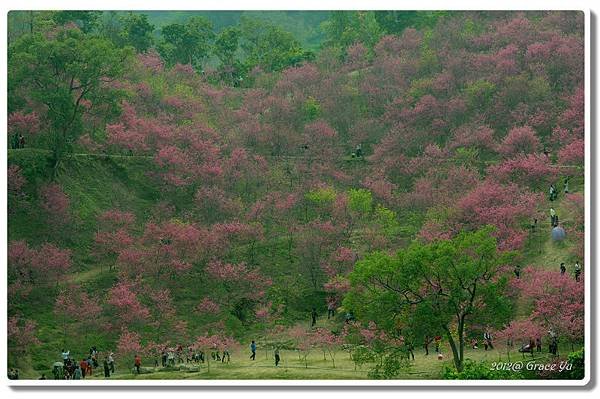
484,330,493,350
86,356,94,376
424,336,432,355
575,261,582,281
514,265,521,279
311,307,317,327
61,349,70,362
134,354,142,374
564,177,570,194
79,358,88,379
327,300,335,319
434,335,442,353
108,352,115,373
103,357,110,378
536,337,542,353
222,347,230,363
274,348,281,367
250,340,257,360
73,365,81,380
560,263,566,275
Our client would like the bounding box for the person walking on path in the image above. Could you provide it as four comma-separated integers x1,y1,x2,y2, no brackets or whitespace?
274,348,281,367
574,261,582,281
73,365,82,380
549,184,557,201
327,301,335,319
79,359,88,379
86,356,94,376
424,336,432,355
108,352,115,373
222,348,230,363
434,336,442,353
311,307,317,327
250,341,257,361
103,357,110,378
134,354,142,374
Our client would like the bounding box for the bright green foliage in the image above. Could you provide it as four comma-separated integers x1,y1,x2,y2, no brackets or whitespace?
120,13,155,53
8,27,133,173
465,79,497,110
348,188,373,215
373,205,400,237
563,349,585,380
443,360,523,380
345,227,514,372
303,97,322,122
305,186,337,205
158,16,215,70
351,345,412,379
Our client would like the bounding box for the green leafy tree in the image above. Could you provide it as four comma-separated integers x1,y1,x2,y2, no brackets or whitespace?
214,26,245,85
240,17,311,72
322,11,382,50
348,188,373,215
52,11,102,33
374,11,448,34
8,27,133,174
345,227,514,372
158,16,215,71
120,13,155,53
214,26,241,67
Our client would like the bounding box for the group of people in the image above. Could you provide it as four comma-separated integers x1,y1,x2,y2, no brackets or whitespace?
249,340,282,367
560,261,582,281
155,344,231,369
518,330,559,356
10,133,25,149
469,331,494,351
53,347,115,379
549,178,569,202
423,335,445,358
351,143,363,158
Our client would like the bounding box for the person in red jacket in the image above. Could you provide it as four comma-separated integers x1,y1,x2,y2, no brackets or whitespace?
134,354,142,374
79,359,88,379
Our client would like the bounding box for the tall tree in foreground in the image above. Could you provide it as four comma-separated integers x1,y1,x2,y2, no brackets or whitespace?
345,227,513,372
8,26,132,174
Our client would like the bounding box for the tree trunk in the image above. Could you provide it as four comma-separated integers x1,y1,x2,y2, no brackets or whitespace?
444,326,463,372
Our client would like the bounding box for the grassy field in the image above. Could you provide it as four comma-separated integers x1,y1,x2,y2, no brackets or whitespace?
76,343,578,381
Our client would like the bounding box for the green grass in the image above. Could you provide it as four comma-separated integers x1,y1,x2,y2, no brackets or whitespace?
70,343,580,381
